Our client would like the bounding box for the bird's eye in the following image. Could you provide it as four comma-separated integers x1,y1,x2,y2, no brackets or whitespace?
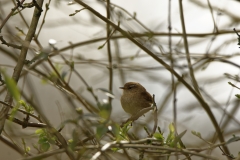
128,84,136,89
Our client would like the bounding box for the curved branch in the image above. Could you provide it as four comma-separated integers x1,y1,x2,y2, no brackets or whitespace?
74,0,230,155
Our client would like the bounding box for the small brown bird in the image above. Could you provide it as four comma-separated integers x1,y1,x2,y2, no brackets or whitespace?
120,82,153,115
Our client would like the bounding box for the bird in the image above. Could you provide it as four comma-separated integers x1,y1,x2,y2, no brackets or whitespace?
119,82,153,115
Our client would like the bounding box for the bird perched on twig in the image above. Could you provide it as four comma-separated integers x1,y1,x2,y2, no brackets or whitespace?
119,82,153,115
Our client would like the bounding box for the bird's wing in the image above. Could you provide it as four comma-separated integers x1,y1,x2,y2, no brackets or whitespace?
141,91,153,103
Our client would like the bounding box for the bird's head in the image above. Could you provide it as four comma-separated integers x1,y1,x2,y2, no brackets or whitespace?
119,82,146,94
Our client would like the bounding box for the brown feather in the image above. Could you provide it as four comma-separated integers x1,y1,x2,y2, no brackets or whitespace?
141,91,153,103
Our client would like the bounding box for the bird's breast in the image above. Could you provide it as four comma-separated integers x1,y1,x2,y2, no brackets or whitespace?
120,93,152,115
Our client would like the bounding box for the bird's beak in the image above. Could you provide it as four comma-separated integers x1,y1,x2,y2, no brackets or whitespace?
119,86,125,89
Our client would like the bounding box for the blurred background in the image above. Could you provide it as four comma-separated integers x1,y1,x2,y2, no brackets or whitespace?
1,0,240,159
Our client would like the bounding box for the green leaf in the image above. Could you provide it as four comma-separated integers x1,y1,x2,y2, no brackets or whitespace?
111,123,120,138
2,71,20,101
166,123,175,144
87,86,93,92
170,130,187,148
118,121,132,141
69,13,76,16
70,61,74,69
98,45,104,50
227,135,240,144
133,12,137,18
41,78,48,84
45,3,49,10
40,142,50,152
26,147,30,152
19,100,27,107
98,102,112,120
15,27,25,36
191,130,202,138
68,139,73,143
235,94,240,99
111,147,120,152
76,107,83,115
38,136,48,144
35,129,44,135
146,31,153,39
19,100,34,113
121,121,132,135
9,105,20,121
153,133,164,141
96,124,108,139
48,136,57,144
70,130,79,150
169,123,175,133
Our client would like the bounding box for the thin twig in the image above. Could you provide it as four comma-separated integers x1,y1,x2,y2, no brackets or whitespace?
0,36,22,49
0,0,44,134
60,55,99,103
0,0,25,32
105,1,153,33
168,0,178,142
178,0,202,96
121,107,153,127
74,0,230,155
47,57,99,113
0,101,42,122
150,94,158,137
233,28,240,37
6,115,47,128
35,0,51,39
106,0,113,103
0,135,27,156
207,0,218,33
57,30,239,53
